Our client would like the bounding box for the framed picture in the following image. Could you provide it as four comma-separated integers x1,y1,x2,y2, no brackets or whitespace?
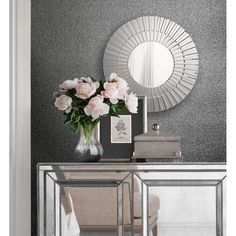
99,96,147,160
111,115,132,143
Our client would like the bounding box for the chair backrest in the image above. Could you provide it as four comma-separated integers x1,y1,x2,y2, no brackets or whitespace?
59,168,139,226
64,183,132,226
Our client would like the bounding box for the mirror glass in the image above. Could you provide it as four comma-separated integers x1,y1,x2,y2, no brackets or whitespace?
103,16,199,112
128,42,174,88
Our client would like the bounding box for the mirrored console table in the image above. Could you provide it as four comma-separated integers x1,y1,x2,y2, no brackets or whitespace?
38,162,226,236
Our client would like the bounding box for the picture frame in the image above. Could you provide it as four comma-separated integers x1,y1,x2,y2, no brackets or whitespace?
111,115,132,144
98,96,147,160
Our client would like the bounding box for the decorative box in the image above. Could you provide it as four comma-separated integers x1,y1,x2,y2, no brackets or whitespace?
133,124,181,161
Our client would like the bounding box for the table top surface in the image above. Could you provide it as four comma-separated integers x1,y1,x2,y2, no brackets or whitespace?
38,160,226,171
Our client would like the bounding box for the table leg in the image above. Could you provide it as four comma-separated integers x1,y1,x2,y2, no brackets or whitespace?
142,182,149,236
216,181,223,236
117,183,123,236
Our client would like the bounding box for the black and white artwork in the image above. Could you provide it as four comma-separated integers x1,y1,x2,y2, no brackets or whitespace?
111,115,132,143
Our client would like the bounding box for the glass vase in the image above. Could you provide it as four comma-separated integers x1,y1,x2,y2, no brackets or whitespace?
75,124,103,162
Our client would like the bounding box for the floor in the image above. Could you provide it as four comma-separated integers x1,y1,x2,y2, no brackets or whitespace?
80,225,226,236
158,227,217,236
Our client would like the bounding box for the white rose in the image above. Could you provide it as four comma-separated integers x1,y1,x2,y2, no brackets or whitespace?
59,78,79,90
84,95,110,119
54,95,72,112
125,93,138,113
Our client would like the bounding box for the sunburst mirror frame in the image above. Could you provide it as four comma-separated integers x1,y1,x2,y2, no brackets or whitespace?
103,16,199,112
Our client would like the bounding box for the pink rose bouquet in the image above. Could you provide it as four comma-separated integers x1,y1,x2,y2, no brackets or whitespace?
54,73,138,136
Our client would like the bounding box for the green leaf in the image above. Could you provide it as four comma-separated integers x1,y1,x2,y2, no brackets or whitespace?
70,122,80,133
91,117,99,122
64,120,71,125
70,124,77,133
64,112,72,125
111,104,119,113
74,116,81,123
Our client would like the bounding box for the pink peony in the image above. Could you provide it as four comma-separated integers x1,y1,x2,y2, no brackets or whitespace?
116,79,128,100
104,73,129,102
79,76,100,89
84,95,109,119
75,77,100,100
109,73,128,89
102,82,120,104
109,72,118,81
116,76,128,89
54,95,72,113
125,93,138,113
117,87,128,98
75,82,96,99
60,78,79,90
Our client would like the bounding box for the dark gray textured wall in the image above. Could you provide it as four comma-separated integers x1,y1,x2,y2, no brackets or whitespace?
31,0,226,234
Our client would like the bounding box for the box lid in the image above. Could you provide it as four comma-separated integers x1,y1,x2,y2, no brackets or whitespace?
134,131,180,142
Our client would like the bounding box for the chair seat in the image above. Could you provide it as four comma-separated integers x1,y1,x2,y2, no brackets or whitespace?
134,192,160,218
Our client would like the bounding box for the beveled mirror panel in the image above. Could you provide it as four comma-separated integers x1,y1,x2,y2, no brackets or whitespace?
103,16,199,112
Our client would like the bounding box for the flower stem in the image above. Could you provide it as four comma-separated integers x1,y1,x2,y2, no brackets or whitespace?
81,122,97,144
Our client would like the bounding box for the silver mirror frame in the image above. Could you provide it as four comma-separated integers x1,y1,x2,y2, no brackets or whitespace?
103,16,199,112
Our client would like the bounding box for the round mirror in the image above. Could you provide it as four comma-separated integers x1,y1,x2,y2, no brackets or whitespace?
128,42,174,88
103,16,199,112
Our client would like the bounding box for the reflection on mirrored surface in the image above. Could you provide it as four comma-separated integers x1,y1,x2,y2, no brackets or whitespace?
128,42,174,88
38,164,226,236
